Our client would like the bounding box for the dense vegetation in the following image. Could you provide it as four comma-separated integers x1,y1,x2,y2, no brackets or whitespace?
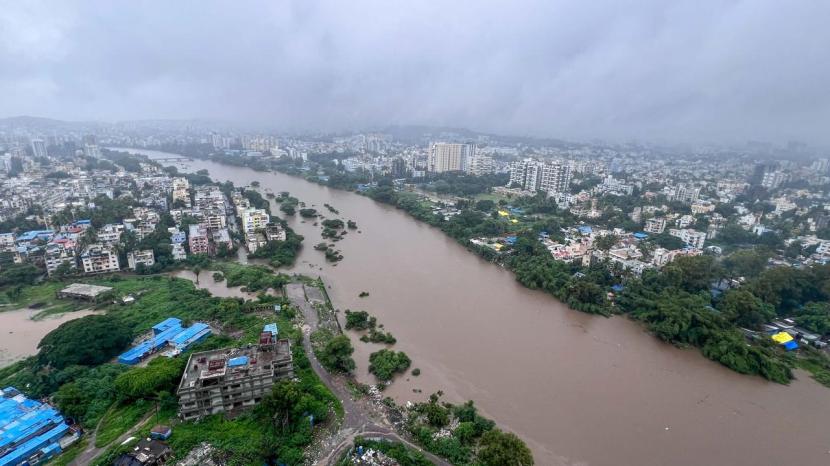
247,228,304,267
38,315,133,370
406,394,533,466
311,329,356,374
0,269,342,464
368,349,411,381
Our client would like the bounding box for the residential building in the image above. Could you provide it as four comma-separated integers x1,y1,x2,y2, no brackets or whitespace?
113,438,172,466
168,227,186,244
127,249,156,270
188,224,211,256
96,223,125,244
80,244,120,274
429,143,474,173
44,241,77,276
171,243,187,261
508,159,571,195
669,228,706,249
265,224,286,242
539,161,572,194
466,155,495,176
172,178,191,207
241,208,270,234
671,185,701,204
177,324,294,421
30,139,47,158
644,217,667,234
762,170,788,189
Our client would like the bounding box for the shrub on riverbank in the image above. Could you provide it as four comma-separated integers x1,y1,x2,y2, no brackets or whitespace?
406,395,533,466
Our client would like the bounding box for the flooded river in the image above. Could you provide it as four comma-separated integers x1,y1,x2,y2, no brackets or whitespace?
0,308,99,367
133,149,830,466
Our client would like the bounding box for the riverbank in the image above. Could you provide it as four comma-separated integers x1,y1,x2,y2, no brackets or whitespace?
126,148,830,466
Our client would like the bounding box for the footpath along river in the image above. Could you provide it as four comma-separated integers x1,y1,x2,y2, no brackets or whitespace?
129,148,830,466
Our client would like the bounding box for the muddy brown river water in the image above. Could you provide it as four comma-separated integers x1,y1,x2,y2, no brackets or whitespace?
128,149,830,466
0,308,100,367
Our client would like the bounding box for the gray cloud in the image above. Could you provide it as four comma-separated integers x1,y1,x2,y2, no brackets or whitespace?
1,0,828,145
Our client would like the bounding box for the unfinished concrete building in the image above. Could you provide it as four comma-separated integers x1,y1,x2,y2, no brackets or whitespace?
176,324,293,420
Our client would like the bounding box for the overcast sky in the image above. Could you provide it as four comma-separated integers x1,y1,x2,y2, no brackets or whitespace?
2,0,828,145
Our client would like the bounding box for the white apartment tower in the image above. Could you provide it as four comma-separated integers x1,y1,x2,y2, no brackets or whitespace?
429,143,475,173
31,139,48,158
509,160,571,195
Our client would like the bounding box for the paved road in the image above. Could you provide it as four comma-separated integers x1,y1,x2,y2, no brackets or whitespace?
284,284,451,466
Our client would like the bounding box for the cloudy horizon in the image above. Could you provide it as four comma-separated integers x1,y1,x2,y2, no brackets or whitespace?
2,0,829,146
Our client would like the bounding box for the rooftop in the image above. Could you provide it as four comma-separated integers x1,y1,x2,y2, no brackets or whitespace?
58,283,113,298
179,339,291,390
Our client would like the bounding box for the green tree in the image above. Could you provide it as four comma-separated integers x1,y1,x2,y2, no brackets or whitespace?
318,335,356,373
478,429,534,466
718,289,775,330
38,315,133,369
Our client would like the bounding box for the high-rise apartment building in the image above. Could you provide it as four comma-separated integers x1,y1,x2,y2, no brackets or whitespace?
82,134,101,159
466,155,495,176
509,159,571,195
31,139,47,158
429,143,475,173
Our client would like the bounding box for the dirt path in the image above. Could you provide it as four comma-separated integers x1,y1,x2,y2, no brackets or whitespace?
69,410,155,466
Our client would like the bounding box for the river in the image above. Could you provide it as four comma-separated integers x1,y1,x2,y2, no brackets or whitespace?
131,148,830,466
0,308,100,367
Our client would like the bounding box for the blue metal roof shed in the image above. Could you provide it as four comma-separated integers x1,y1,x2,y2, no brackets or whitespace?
153,317,182,335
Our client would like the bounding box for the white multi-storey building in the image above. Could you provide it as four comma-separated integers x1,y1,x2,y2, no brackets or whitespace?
127,250,156,270
429,143,474,173
669,228,706,249
81,244,120,274
172,178,191,207
509,160,571,195
241,208,270,234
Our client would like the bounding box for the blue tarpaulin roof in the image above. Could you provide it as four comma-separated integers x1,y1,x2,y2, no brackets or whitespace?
633,232,648,239
783,340,799,351
263,323,278,336
578,226,593,234
228,356,249,367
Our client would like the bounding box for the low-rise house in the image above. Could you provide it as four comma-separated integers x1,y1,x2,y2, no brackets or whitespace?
114,438,172,466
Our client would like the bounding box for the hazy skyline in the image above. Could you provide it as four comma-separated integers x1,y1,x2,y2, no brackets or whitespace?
2,0,829,145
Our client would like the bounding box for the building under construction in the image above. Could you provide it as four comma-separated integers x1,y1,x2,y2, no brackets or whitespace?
176,324,293,420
